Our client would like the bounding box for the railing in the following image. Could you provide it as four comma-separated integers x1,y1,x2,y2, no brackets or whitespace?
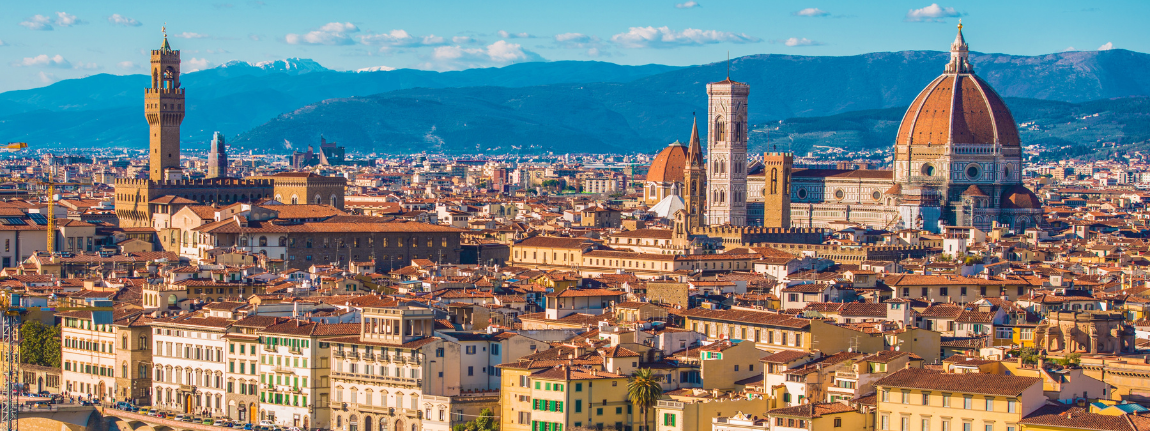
331,371,422,387
835,371,858,379
272,366,296,374
363,353,376,361
333,350,346,359
263,344,277,352
289,346,302,354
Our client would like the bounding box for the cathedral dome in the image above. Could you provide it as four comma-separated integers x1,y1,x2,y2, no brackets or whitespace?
647,141,688,184
895,25,1020,148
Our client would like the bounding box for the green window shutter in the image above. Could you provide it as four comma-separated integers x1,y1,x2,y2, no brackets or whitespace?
303,396,307,406
672,415,676,426
536,382,541,389
558,401,563,412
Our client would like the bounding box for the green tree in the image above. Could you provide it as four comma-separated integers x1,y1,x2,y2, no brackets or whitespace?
19,320,60,367
627,368,664,431
452,408,497,431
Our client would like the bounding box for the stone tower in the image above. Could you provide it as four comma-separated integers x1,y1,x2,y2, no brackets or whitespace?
207,131,228,179
683,116,707,230
705,77,749,226
762,152,792,228
146,29,185,181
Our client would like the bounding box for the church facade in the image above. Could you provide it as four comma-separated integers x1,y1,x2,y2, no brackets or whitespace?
655,24,1041,239
787,24,1041,233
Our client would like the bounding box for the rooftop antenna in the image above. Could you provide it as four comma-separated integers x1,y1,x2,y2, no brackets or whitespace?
726,51,731,79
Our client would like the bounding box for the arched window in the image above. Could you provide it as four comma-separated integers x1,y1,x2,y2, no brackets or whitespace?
331,195,338,206
770,168,779,194
715,116,726,141
291,195,299,205
314,195,322,205
259,236,268,247
279,237,287,246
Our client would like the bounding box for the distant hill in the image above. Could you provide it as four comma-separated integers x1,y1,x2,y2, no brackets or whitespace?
3,49,1150,153
751,96,1150,158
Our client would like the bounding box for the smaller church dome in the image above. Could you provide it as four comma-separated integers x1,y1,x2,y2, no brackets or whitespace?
1000,185,1041,210
961,185,987,197
647,141,688,184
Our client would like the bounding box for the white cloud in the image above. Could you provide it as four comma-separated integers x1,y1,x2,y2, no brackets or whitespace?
118,61,137,70
107,14,141,27
54,12,85,27
1098,42,1114,51
15,54,71,68
497,30,534,39
1061,46,1076,52
781,37,824,47
794,7,829,17
249,34,261,41
38,71,56,83
285,22,359,45
554,32,601,49
186,57,213,72
675,1,700,8
452,36,479,44
421,40,543,71
73,61,99,70
356,65,396,72
905,4,962,22
611,26,759,49
358,29,446,48
20,15,53,31
172,32,209,39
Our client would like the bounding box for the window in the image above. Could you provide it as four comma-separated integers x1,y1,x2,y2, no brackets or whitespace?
466,346,477,355
985,398,994,411
901,391,909,404
881,415,889,431
964,396,972,409
663,414,676,427
881,390,889,403
1007,399,1017,413
942,393,951,407
922,392,930,405
575,400,582,413
984,426,992,431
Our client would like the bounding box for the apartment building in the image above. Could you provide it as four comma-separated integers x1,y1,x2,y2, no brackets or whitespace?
325,306,469,431
150,315,232,416
226,315,287,422
874,368,1043,431
258,319,358,429
114,312,154,405
61,309,130,403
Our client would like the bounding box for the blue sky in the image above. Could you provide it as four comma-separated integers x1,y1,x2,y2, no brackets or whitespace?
2,0,1146,92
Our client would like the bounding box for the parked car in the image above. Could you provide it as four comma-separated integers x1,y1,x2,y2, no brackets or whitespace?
213,419,228,427
203,418,215,425
243,423,254,430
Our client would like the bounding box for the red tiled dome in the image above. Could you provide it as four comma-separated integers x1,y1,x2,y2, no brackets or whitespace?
647,142,688,184
895,25,1020,148
896,74,1020,147
1000,185,1041,210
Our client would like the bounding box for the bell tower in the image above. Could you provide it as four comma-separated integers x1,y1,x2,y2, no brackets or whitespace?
146,28,185,181
762,152,792,228
683,116,706,230
705,76,749,226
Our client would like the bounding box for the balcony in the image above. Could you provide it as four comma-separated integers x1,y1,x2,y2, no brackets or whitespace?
289,346,302,354
349,352,361,360
263,344,278,352
272,366,296,374
363,353,376,361
333,350,346,359
330,371,422,388
835,371,858,379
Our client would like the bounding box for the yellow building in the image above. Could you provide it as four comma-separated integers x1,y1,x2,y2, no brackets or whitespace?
677,308,885,354
874,368,1044,431
765,402,866,431
509,237,595,269
498,364,633,431
655,391,765,431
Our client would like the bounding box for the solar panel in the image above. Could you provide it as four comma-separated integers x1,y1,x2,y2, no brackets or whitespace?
6,217,26,226
28,213,47,225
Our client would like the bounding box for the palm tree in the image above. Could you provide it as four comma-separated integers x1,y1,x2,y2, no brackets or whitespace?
627,368,663,431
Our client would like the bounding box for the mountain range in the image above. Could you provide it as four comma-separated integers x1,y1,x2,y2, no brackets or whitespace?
2,49,1150,155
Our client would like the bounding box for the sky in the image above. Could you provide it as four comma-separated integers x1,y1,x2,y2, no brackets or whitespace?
1,0,1147,92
